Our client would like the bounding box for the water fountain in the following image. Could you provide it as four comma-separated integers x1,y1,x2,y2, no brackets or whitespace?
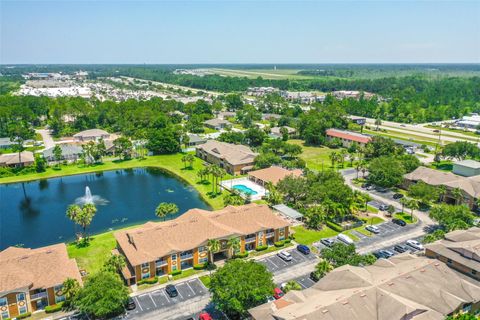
75,186,109,205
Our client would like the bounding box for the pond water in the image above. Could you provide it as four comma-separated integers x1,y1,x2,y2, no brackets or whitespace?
0,167,210,249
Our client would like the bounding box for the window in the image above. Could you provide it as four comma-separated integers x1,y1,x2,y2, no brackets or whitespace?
198,246,207,253
171,254,177,260
142,272,150,279
141,262,150,268
199,257,208,264
0,297,8,320
16,293,26,301
54,285,66,303
16,293,28,314
472,270,477,275
447,259,452,264
463,303,472,313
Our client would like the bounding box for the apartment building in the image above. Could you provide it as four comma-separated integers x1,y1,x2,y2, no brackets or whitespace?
325,128,372,147
114,204,291,286
0,244,82,319
196,140,258,175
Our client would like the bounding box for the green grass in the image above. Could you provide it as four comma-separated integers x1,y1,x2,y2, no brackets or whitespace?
425,125,480,139
366,205,379,213
363,128,438,147
172,268,204,281
292,225,338,245
289,140,351,171
203,127,218,134
362,216,384,225
342,231,360,241
429,160,453,171
137,276,169,291
394,212,418,224
249,242,293,257
199,275,211,288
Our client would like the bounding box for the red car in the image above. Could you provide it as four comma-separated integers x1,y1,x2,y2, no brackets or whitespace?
273,287,284,299
199,312,213,320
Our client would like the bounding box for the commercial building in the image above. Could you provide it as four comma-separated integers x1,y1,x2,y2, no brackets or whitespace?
325,128,372,147
453,160,480,177
0,151,34,168
73,129,110,142
248,166,302,187
425,227,480,281
249,254,480,320
0,244,82,319
196,140,258,175
114,204,290,286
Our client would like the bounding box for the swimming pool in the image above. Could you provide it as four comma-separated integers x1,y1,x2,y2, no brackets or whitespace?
233,184,258,195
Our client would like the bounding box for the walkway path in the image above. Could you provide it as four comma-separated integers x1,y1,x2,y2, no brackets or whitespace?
36,129,55,149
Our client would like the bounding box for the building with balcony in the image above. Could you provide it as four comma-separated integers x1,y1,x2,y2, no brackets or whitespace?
0,244,82,319
114,204,291,286
325,128,372,147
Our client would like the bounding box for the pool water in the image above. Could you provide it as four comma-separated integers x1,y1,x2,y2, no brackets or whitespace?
233,184,258,195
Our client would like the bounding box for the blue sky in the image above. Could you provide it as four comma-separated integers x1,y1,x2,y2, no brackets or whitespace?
1,0,479,64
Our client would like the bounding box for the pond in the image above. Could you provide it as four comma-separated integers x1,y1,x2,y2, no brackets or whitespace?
0,167,210,250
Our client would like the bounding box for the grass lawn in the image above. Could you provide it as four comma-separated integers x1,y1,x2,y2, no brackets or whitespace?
342,231,360,241
203,127,218,134
249,242,294,257
394,212,418,224
199,275,211,288
363,128,438,147
172,268,204,281
289,140,352,171
292,225,338,245
429,160,453,172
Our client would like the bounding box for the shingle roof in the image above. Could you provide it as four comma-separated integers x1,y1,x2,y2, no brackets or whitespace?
42,144,83,158
326,128,372,144
0,151,34,165
0,243,82,293
270,126,296,135
196,140,258,166
73,128,110,138
203,118,230,127
248,166,302,185
249,254,480,320
115,204,290,266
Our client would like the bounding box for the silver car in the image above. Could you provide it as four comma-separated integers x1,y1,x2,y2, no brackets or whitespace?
277,250,293,261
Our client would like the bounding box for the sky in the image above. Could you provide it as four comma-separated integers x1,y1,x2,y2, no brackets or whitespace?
1,0,479,64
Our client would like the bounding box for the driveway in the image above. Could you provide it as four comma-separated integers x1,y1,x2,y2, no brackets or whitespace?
36,129,55,149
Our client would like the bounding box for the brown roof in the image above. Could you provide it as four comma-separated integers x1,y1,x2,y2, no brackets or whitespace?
326,128,371,144
249,254,480,320
0,151,34,165
73,128,110,138
0,243,82,293
115,204,290,266
196,140,258,166
248,166,302,185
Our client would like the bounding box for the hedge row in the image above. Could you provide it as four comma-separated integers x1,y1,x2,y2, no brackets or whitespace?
194,263,207,270
169,270,182,276
16,313,32,319
255,245,268,251
326,220,344,232
234,252,249,258
138,276,158,285
274,241,285,247
45,302,64,313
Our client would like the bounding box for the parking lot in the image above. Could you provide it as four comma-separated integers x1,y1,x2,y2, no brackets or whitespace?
257,248,317,273
285,274,316,290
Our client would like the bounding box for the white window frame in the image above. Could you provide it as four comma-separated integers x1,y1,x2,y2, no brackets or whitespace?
0,297,9,320
54,285,65,304
16,293,28,315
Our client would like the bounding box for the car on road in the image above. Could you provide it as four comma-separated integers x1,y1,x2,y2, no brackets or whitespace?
392,218,407,226
310,271,321,282
393,193,404,199
199,312,213,320
337,234,354,245
277,250,293,261
366,185,376,191
378,204,389,211
394,244,409,253
126,297,136,310
365,225,380,234
273,287,284,299
406,239,424,250
320,238,335,247
266,296,275,303
297,244,310,255
165,284,179,297
433,129,440,133
400,124,406,127
376,187,388,193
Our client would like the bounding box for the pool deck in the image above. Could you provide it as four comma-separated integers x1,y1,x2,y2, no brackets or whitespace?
220,177,266,200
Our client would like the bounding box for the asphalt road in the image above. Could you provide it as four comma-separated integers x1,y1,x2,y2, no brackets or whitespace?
257,248,317,273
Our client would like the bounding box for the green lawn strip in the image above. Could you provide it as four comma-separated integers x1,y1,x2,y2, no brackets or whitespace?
342,231,360,242
203,127,218,134
429,160,453,172
291,225,338,245
394,212,418,224
363,129,438,147
288,140,352,171
249,242,293,257
424,125,480,139
0,153,229,210
172,268,204,281
366,205,379,213
199,275,211,288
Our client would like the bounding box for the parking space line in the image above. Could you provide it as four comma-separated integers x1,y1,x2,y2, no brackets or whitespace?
176,285,185,299
186,281,196,296
162,290,171,302
149,294,157,307
134,296,143,311
268,258,279,269
297,280,307,289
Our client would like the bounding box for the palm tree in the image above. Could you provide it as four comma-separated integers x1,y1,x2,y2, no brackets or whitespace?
451,187,463,205
400,197,409,213
375,117,382,131
62,278,80,307
80,203,97,240
66,204,83,237
227,237,241,257
339,149,347,168
181,155,188,169
103,254,126,273
406,198,419,222
314,259,333,279
207,239,221,263
185,154,195,168
155,202,179,221
362,193,372,212
283,281,302,293
438,185,447,202
329,151,338,168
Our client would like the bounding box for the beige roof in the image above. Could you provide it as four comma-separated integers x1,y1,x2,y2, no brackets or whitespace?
196,140,258,166
271,126,296,135
115,204,290,266
0,151,34,165
405,166,480,198
73,128,110,138
203,118,230,127
249,254,480,320
248,166,302,185
0,243,82,293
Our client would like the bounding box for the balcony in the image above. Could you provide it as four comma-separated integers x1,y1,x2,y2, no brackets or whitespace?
245,236,257,243
155,260,167,267
180,253,193,260
30,292,47,300
266,232,275,238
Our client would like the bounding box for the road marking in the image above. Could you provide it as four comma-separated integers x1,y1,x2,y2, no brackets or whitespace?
134,296,143,311
176,287,184,299
186,281,197,296
298,280,308,289
149,294,157,307
268,258,279,269
162,290,171,302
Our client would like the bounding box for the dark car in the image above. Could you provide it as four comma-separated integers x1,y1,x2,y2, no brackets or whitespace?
393,193,404,199
126,297,136,310
379,204,389,211
297,244,310,255
166,284,178,297
320,238,335,247
310,271,321,282
392,218,407,227
376,187,388,193
394,244,409,253
373,251,389,259
361,183,371,189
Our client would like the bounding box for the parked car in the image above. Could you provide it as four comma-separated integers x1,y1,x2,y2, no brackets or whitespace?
320,238,335,247
393,193,404,199
376,187,388,193
166,284,179,297
400,124,406,127
366,185,376,191
126,297,136,310
337,234,354,245
199,312,213,320
277,250,292,261
374,250,395,259
406,239,424,250
365,225,380,234
273,287,284,299
394,244,409,253
392,218,407,227
361,183,371,189
379,204,389,211
266,296,275,303
433,129,440,133
297,244,310,255
310,271,321,282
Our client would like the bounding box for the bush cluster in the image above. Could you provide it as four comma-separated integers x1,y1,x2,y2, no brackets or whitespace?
137,276,158,285
45,302,64,313
255,245,268,251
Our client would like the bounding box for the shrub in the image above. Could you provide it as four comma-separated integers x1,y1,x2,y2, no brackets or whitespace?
16,312,32,319
326,220,343,232
274,241,285,247
193,263,207,270
206,262,217,270
45,302,64,313
255,245,268,251
284,239,291,244
288,234,295,240
137,276,158,285
169,270,182,276
234,252,249,258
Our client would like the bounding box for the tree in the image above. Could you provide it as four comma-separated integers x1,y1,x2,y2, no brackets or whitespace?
113,137,133,160
223,192,245,206
8,122,34,164
96,139,107,163
451,187,463,205
367,156,405,188
244,127,266,147
408,181,440,206
364,136,400,159
66,204,96,241
313,259,333,279
282,281,301,293
146,127,181,154
207,239,221,263
34,154,46,172
66,204,83,236
209,259,274,318
103,254,126,274
445,313,478,320
422,229,446,244
404,198,419,221
442,141,480,161
181,153,195,169
374,117,382,130
225,94,244,111
329,151,338,168
277,175,308,206
227,237,241,257
75,271,129,319
304,205,327,230
280,126,289,141
62,278,80,308
155,202,179,221
53,145,63,163
429,204,475,231
321,243,376,267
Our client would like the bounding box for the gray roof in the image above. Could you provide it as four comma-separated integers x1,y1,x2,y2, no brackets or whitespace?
272,204,303,219
43,144,83,158
73,129,110,138
454,159,480,169
203,118,230,126
0,137,14,146
187,134,206,144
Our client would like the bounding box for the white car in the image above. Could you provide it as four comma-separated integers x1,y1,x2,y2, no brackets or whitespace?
365,225,380,234
406,239,424,250
277,250,292,261
337,234,354,245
